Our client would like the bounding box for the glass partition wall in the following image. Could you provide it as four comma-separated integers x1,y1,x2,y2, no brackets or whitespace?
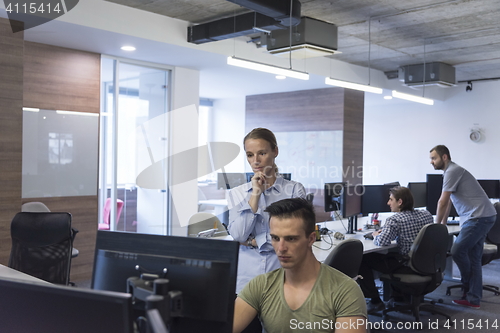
99,57,172,234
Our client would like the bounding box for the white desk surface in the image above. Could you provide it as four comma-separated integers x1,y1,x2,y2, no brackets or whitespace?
199,199,228,206
213,219,461,264
0,264,49,284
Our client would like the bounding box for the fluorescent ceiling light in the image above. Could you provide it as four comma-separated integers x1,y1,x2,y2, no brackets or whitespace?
391,90,434,105
325,77,383,94
383,95,393,100
276,75,286,80
56,110,99,117
22,107,40,112
227,56,309,80
121,46,136,51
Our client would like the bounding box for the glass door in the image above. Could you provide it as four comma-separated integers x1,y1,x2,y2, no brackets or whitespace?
99,57,171,234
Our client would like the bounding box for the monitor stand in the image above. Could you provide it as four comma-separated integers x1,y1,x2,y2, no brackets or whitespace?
346,215,357,234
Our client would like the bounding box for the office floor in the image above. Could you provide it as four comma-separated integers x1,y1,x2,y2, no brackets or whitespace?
368,259,500,332
74,260,500,332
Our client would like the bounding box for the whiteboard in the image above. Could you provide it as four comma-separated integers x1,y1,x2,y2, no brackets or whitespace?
273,131,343,190
22,109,99,198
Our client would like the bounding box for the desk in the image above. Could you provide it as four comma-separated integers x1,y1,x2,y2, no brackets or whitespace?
0,264,49,284
312,220,398,263
213,219,398,262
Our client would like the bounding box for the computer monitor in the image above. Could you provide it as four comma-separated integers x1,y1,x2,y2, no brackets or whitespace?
324,182,345,212
426,174,458,217
0,278,134,333
407,182,427,208
384,181,401,186
342,184,364,218
245,173,291,182
478,179,500,198
216,172,247,189
361,184,393,215
92,231,239,333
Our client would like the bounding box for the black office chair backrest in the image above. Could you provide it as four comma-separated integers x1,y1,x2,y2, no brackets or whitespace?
9,212,73,285
324,238,363,278
486,202,500,245
408,223,448,275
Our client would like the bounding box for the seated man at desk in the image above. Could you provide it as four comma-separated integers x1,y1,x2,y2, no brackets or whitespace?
233,198,367,333
357,186,433,314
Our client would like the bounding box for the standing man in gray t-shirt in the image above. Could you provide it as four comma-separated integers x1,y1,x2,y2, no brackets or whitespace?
430,145,496,309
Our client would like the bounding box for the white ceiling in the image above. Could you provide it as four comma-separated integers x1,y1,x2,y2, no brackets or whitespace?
2,0,499,101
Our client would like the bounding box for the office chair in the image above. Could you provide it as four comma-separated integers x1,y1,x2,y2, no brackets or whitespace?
324,238,363,279
21,202,79,258
9,212,74,285
380,223,451,322
99,197,124,230
21,201,51,212
187,212,228,237
446,202,500,296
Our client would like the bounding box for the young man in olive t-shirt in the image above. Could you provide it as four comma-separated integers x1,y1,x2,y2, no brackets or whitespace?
233,198,367,333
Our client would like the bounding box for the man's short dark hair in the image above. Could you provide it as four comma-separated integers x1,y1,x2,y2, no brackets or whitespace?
430,145,451,160
389,186,414,212
265,198,316,236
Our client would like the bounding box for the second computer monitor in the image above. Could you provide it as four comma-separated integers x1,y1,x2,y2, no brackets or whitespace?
408,182,427,208
324,183,363,218
361,184,393,215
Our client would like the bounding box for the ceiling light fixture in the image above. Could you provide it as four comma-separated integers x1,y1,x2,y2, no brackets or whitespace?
384,95,393,100
227,56,309,80
121,46,136,51
276,75,286,80
325,78,383,94
391,90,434,105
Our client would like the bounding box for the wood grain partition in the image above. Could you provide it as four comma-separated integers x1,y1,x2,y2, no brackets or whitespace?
22,42,101,282
246,87,364,222
0,23,101,282
0,18,24,266
24,42,100,113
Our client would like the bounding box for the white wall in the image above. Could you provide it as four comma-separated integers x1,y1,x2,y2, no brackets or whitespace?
363,80,500,186
211,97,246,172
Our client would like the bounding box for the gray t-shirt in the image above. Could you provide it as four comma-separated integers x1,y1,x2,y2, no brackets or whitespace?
239,264,367,333
443,162,496,221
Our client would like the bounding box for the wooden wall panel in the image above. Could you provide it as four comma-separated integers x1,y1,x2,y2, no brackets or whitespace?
23,42,100,113
0,18,23,265
245,87,364,223
246,88,345,133
21,196,98,282
342,90,364,185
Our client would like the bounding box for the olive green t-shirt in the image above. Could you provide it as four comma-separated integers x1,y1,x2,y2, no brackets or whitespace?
239,264,367,333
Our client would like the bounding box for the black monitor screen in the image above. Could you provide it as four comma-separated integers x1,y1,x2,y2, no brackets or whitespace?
245,173,291,182
361,185,393,215
426,174,458,217
217,173,247,189
0,278,134,333
92,231,239,333
478,179,500,198
324,182,345,212
408,182,427,208
342,184,364,218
